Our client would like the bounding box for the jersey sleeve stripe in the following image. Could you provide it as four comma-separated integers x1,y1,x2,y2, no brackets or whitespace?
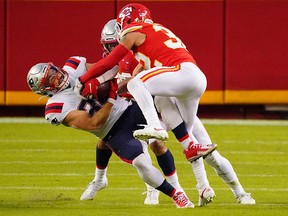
65,58,81,69
45,102,64,115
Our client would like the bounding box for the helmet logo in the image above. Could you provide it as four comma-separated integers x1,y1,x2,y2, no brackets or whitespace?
118,6,133,20
28,78,36,89
139,11,147,18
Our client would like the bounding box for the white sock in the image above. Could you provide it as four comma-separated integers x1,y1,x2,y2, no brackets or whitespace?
205,151,245,197
127,77,163,128
191,157,210,194
177,134,193,150
93,167,107,182
166,171,184,192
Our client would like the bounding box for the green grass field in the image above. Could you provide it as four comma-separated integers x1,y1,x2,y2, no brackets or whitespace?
0,118,288,216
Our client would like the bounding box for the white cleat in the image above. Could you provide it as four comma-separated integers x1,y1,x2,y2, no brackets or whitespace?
172,191,195,208
198,187,216,206
236,193,256,204
142,188,160,205
133,127,168,141
80,178,108,200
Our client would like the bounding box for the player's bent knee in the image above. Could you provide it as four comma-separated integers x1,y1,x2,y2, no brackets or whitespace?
150,140,167,156
97,140,110,150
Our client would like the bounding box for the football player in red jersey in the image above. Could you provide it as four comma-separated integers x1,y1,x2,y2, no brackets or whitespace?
74,3,216,163
80,13,255,206
80,19,186,205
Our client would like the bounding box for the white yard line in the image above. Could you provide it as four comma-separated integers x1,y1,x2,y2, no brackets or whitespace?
0,186,287,192
0,173,287,177
0,160,287,165
0,117,288,125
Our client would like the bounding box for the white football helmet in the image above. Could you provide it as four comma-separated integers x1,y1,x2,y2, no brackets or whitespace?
100,19,119,54
27,62,70,97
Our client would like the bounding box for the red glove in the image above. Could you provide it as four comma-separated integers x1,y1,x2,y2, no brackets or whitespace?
107,78,118,104
81,78,101,100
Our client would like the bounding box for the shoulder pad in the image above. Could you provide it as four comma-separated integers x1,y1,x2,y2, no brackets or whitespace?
120,24,143,38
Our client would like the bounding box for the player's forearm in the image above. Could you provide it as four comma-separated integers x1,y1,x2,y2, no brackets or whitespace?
91,102,114,130
81,44,129,83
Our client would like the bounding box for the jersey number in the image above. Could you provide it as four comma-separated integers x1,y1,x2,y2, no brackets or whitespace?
78,100,102,116
153,25,186,50
136,25,187,68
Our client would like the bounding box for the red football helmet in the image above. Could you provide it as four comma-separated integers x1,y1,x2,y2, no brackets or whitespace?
116,3,153,34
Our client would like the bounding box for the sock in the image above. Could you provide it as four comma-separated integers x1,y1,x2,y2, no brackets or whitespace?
127,76,163,128
93,147,112,182
205,151,245,197
155,179,176,197
156,150,185,192
94,167,108,182
191,157,210,193
96,146,112,168
156,149,175,175
172,121,193,149
142,109,163,128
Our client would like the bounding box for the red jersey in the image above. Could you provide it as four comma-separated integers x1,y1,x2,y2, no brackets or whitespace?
120,23,196,69
117,51,138,99
118,51,139,75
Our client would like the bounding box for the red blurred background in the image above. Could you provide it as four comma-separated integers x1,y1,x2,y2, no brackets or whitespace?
1,0,287,118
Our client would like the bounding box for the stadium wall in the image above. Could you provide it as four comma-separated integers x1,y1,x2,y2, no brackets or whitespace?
1,0,287,107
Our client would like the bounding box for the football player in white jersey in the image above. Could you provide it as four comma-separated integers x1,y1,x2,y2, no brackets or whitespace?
26,57,194,208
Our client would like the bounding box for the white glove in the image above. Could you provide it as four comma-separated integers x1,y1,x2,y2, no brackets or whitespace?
73,78,86,100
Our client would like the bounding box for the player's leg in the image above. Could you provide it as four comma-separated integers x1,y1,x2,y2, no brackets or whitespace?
80,140,112,200
149,140,185,192
155,96,216,162
193,116,255,204
127,63,205,141
140,140,160,205
132,153,194,208
106,129,194,208
154,96,216,205
127,73,168,141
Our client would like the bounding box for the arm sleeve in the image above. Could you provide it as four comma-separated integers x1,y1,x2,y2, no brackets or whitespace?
97,65,119,84
81,44,130,83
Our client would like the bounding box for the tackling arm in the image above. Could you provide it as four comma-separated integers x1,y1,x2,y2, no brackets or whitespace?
80,31,145,83
80,44,130,83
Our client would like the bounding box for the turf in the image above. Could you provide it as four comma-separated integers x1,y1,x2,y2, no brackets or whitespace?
0,118,288,216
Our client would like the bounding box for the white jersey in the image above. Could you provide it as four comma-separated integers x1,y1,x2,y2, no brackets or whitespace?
45,56,132,139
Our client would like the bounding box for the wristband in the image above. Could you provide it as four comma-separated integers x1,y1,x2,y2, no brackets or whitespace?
107,98,115,104
96,76,105,84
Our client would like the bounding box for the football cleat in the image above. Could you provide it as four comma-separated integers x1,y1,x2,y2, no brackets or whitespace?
142,187,160,205
184,143,217,162
133,127,168,141
198,186,216,207
172,191,195,208
80,178,108,200
236,193,256,204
